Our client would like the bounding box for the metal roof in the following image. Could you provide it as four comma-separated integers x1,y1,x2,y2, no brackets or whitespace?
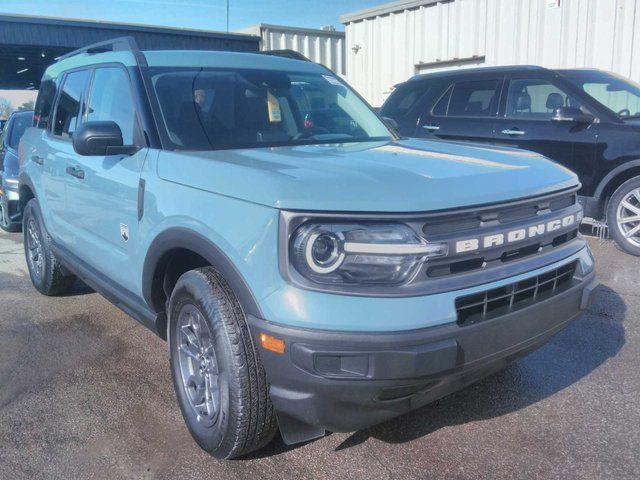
0,14,260,89
340,0,441,24
407,65,550,82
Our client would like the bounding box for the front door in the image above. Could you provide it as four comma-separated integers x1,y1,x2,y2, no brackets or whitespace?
42,69,91,243
415,76,503,144
64,66,147,294
493,74,597,188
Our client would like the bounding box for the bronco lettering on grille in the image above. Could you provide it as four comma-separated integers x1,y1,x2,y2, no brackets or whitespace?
455,212,582,254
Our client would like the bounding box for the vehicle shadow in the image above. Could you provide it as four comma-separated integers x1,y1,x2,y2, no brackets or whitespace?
335,285,626,450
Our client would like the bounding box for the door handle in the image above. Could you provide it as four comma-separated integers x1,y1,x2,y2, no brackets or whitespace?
501,129,525,136
422,124,440,131
31,155,44,165
66,166,85,179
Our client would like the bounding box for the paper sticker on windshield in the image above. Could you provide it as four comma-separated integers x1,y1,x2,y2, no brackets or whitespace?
323,75,342,86
267,91,282,122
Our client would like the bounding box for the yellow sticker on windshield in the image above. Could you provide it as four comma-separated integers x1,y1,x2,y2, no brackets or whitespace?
267,91,282,122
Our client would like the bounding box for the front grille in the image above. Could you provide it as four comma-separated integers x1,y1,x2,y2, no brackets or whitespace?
455,261,578,326
421,191,580,280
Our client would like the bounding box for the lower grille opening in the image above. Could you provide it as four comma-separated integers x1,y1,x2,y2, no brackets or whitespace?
455,261,578,326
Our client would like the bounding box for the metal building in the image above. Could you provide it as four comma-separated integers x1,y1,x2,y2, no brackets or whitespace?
0,14,259,89
341,0,640,106
236,23,346,75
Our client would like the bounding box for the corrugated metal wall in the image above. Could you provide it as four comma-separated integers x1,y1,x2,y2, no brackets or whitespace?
342,0,640,106
237,24,346,75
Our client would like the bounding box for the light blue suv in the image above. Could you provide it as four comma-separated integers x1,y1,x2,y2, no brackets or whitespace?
19,38,598,458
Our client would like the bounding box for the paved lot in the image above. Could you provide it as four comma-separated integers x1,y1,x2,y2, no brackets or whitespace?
0,229,638,480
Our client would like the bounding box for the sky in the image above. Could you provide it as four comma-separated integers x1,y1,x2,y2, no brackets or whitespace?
0,0,382,32
0,0,383,108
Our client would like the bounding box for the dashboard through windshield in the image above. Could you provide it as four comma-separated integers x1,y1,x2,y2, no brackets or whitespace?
148,67,392,150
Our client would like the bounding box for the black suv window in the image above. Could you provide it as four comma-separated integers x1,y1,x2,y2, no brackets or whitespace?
8,112,32,149
34,79,57,129
381,84,428,118
86,67,137,145
434,79,500,117
505,78,582,119
53,70,89,139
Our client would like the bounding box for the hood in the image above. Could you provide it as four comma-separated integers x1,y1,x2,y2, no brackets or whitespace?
157,138,579,213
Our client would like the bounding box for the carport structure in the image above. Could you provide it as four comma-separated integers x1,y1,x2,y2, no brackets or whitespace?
0,14,259,90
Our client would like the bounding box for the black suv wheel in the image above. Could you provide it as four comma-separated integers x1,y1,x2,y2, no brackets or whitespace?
23,198,77,295
607,176,640,256
168,267,278,459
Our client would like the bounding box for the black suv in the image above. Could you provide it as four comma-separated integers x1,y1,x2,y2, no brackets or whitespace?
381,66,640,256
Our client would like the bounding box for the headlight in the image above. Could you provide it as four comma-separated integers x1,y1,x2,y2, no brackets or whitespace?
290,223,448,286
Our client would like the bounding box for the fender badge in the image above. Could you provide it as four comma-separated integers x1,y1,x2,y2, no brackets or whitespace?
120,223,130,242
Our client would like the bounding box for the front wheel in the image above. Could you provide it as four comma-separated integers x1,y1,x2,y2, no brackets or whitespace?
607,176,640,256
168,267,278,459
22,199,76,295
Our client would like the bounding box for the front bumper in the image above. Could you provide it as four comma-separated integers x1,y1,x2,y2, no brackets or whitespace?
248,267,598,445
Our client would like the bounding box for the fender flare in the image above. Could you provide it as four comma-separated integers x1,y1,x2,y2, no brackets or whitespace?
142,227,263,320
17,171,37,208
594,160,640,201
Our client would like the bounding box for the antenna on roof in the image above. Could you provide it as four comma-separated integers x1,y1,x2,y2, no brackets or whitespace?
226,0,230,32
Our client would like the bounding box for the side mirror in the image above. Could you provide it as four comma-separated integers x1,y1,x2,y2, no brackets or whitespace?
73,121,139,156
382,116,400,133
552,107,594,124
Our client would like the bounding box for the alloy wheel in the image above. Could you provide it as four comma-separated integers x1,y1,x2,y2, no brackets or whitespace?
177,303,220,427
616,187,640,248
26,217,44,281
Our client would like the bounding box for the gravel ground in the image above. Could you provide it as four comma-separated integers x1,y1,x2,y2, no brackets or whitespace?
0,229,638,480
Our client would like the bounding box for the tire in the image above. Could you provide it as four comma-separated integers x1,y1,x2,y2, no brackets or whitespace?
168,267,278,459
22,198,77,295
607,176,640,256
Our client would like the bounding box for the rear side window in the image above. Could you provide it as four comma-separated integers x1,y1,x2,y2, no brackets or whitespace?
86,67,137,145
8,112,33,149
53,70,89,139
381,85,428,118
33,79,57,129
434,79,500,117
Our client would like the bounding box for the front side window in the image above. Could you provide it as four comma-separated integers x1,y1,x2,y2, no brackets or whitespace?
53,70,89,138
381,84,428,119
434,79,500,117
86,67,137,144
505,78,583,119
34,79,57,129
562,70,640,119
8,112,33,149
148,68,392,150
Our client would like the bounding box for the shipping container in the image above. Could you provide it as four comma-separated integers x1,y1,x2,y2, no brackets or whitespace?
236,23,346,75
341,0,640,106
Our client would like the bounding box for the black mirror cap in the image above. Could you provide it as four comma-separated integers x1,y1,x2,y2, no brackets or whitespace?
73,121,127,156
552,107,594,124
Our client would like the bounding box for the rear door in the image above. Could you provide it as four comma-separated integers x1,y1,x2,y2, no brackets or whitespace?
493,73,597,180
63,65,148,294
415,74,503,144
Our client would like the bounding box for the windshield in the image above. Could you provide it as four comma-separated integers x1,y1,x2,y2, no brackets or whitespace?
562,70,640,119
148,67,392,150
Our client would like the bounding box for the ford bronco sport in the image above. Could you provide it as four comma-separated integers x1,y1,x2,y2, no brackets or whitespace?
19,38,597,458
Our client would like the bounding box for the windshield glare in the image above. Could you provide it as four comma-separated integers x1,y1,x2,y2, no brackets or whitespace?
149,68,392,150
563,70,640,119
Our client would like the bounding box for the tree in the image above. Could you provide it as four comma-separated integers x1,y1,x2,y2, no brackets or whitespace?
18,100,35,111
0,97,12,120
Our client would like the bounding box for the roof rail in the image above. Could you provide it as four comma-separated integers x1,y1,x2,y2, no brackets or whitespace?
56,36,147,66
259,49,312,62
